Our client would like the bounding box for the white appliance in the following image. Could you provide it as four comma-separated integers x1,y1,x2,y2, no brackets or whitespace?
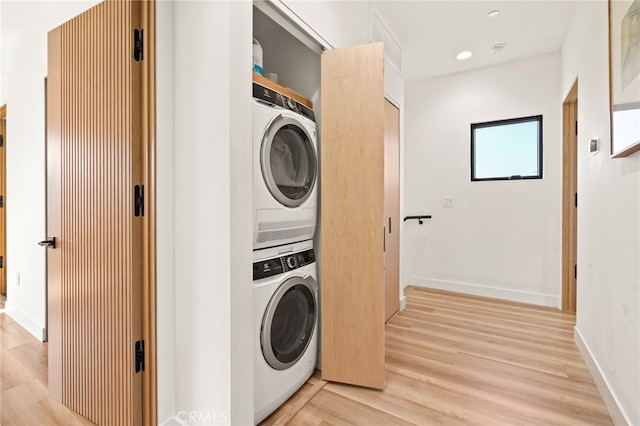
253,240,318,424
252,82,318,250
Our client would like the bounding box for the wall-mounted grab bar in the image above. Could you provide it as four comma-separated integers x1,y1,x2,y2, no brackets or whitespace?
403,215,432,225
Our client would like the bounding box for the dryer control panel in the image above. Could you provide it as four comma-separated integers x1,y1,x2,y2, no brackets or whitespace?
253,82,316,122
253,248,316,280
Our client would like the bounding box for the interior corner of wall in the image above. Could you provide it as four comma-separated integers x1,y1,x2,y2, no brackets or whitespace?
4,302,45,342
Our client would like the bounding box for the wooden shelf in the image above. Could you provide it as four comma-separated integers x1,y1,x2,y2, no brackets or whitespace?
252,72,313,109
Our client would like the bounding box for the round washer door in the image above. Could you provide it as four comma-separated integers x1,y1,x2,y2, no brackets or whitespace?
261,115,317,208
261,276,318,370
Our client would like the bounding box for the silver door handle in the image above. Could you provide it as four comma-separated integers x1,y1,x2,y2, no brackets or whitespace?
38,237,56,248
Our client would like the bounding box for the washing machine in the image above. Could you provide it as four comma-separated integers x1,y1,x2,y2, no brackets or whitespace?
253,82,318,250
253,240,318,424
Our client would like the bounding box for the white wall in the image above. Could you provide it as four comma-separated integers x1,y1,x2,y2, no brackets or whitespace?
561,2,639,424
173,1,253,424
403,53,562,307
228,1,254,423
0,0,100,339
0,1,3,103
258,17,321,104
156,0,176,423
280,0,369,48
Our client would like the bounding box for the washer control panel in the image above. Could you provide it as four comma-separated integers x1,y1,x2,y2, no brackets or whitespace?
253,82,315,122
253,248,315,280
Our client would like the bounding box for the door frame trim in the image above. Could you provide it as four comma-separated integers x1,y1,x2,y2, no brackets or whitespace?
383,98,400,323
562,79,578,312
0,104,6,298
141,1,157,424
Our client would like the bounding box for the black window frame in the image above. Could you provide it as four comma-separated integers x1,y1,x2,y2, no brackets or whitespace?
470,114,543,182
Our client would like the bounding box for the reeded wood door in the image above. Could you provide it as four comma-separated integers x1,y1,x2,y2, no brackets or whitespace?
384,99,400,322
47,2,144,424
320,42,385,389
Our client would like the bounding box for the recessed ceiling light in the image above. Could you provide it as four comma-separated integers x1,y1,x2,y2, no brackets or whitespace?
490,43,506,54
456,50,473,60
487,10,501,18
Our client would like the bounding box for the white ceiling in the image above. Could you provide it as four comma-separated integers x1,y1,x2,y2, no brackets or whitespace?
371,1,577,81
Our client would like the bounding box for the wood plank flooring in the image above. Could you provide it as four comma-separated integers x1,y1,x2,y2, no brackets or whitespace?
0,287,612,425
263,286,612,425
0,313,92,425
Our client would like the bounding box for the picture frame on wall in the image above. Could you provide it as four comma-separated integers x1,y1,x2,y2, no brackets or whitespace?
608,0,640,158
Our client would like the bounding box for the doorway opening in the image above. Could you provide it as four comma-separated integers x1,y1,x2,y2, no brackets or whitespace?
45,1,156,423
562,80,578,312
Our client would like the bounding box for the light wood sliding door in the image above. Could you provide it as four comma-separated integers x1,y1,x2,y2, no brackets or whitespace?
384,100,400,322
0,105,6,296
47,1,156,424
320,42,385,390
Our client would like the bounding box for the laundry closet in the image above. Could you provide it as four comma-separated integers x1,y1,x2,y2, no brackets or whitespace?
251,2,401,422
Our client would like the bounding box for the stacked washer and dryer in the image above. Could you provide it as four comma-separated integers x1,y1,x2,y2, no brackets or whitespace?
251,80,319,424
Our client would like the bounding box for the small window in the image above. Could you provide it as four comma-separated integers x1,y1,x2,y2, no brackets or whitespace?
471,115,543,181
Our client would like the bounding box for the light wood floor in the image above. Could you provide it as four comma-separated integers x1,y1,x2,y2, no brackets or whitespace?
0,313,92,425
0,288,612,425
263,286,612,425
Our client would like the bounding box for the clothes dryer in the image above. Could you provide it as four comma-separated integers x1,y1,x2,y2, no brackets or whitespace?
253,240,318,424
252,82,318,250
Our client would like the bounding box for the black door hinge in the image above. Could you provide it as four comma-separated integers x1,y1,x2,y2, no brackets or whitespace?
134,185,144,217
0,256,3,269
574,192,578,208
575,121,578,136
574,264,577,280
0,195,3,208
135,340,145,373
134,29,144,62
0,135,4,147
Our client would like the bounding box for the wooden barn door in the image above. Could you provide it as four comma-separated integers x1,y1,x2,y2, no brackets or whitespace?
46,1,154,424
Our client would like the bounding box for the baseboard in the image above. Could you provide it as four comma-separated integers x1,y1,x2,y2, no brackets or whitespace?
4,302,45,342
399,295,406,311
574,327,631,426
410,277,560,307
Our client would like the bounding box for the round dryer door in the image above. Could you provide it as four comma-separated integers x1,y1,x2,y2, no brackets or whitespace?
261,276,318,370
261,115,317,208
